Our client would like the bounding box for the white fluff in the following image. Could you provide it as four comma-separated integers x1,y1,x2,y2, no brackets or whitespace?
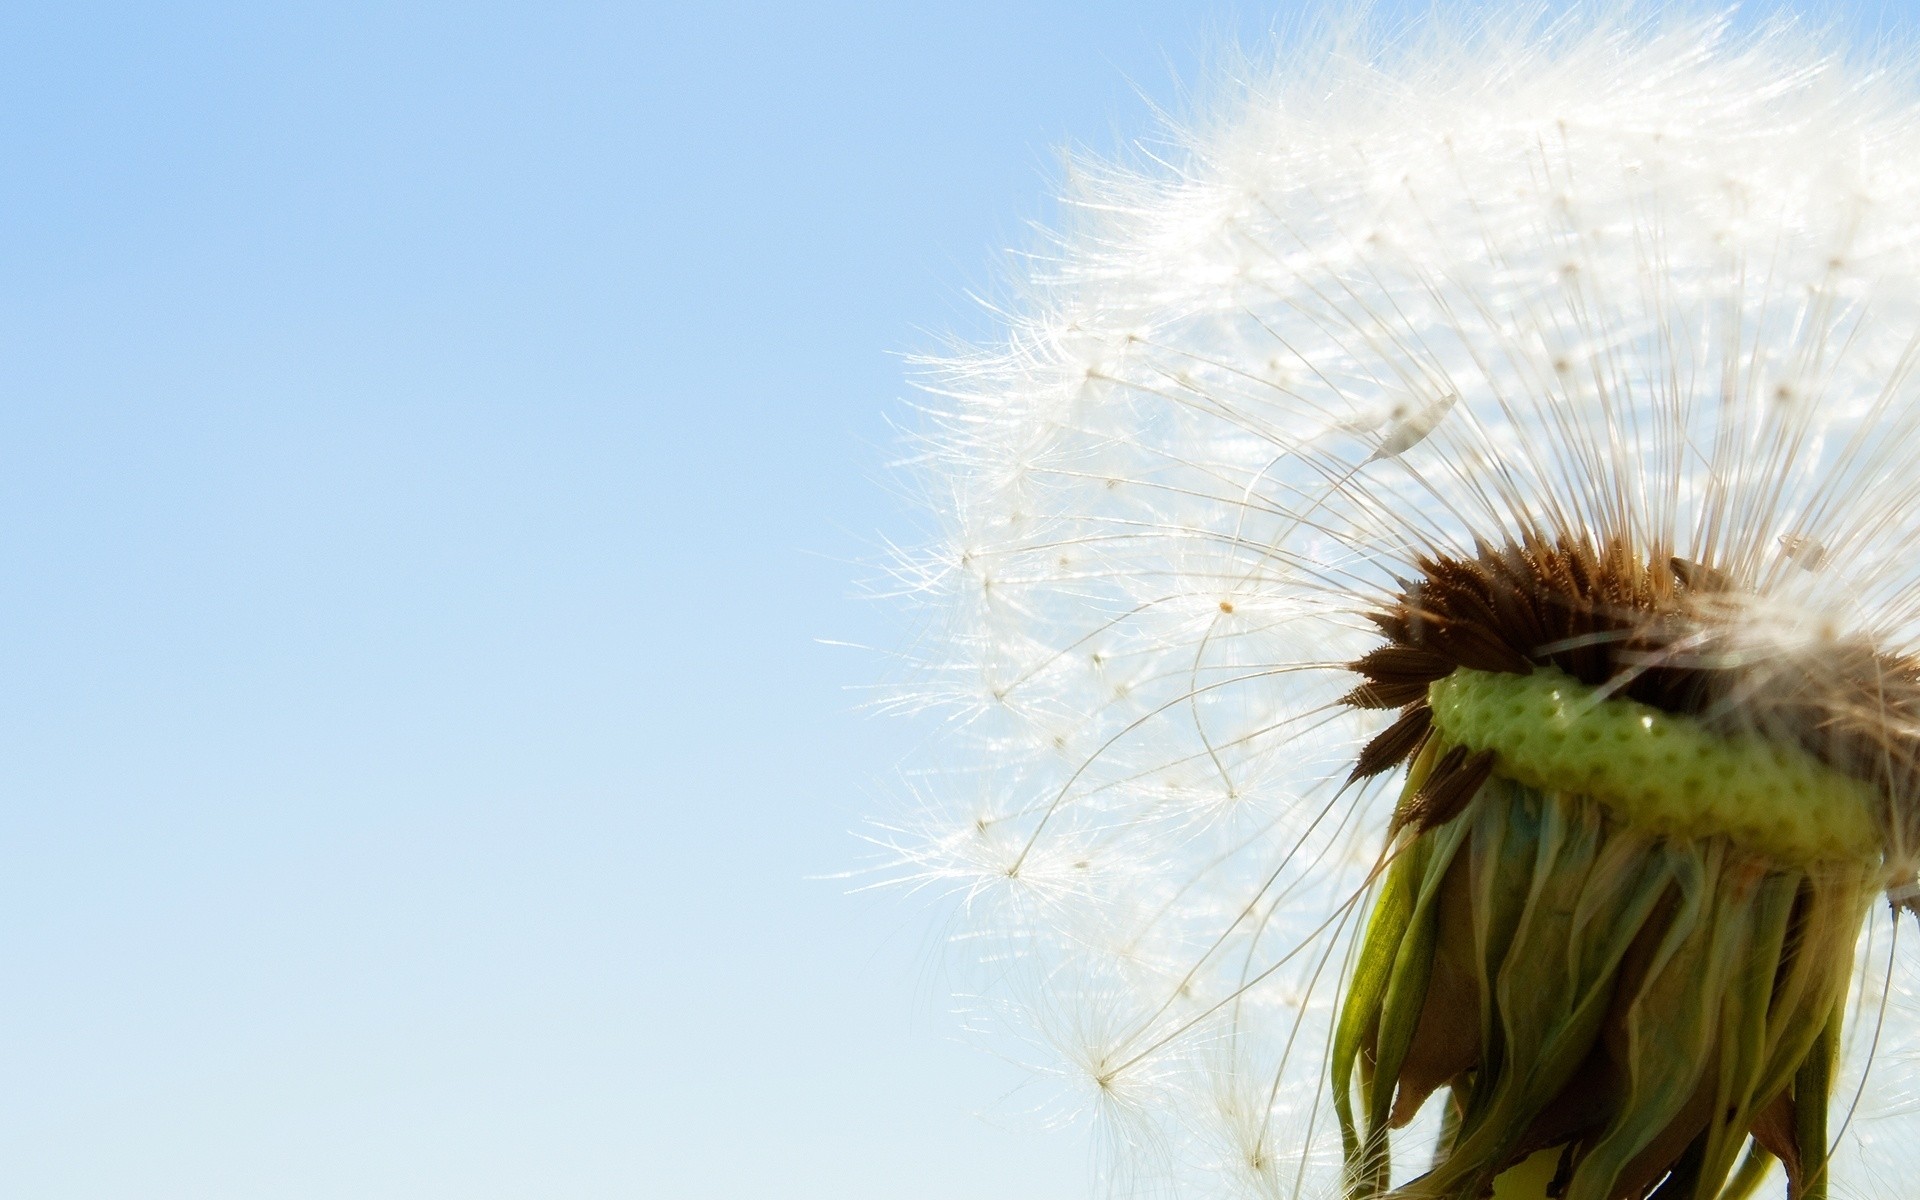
884,8,1920,1196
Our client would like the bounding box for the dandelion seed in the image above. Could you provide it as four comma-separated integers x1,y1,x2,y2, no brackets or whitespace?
887,9,1920,1199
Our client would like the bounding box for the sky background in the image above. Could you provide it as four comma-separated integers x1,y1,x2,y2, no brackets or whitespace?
0,3,1913,1198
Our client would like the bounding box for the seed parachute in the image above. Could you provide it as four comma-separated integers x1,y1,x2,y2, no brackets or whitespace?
885,9,1920,1199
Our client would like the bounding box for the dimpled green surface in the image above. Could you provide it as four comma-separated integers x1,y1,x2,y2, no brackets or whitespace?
1426,667,1882,864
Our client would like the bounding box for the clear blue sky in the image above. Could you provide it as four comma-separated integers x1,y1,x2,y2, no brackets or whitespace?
0,3,1911,1198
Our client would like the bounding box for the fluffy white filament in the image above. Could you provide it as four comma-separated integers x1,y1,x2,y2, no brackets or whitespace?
885,9,1920,1197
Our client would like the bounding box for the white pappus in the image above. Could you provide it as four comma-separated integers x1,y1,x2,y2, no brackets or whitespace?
882,8,1920,1199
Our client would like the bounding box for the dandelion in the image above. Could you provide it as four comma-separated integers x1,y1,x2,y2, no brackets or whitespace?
887,9,1920,1199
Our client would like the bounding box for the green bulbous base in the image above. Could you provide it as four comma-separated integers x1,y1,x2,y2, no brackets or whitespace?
1426,667,1882,865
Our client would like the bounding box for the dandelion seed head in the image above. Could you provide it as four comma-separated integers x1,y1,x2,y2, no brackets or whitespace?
884,7,1920,1197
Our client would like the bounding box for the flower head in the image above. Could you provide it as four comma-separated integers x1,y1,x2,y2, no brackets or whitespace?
888,9,1920,1198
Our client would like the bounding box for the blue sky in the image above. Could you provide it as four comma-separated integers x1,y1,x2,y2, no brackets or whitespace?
1,3,1913,1198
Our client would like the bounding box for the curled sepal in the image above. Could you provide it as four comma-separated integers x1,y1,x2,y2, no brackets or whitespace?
1338,776,1875,1200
